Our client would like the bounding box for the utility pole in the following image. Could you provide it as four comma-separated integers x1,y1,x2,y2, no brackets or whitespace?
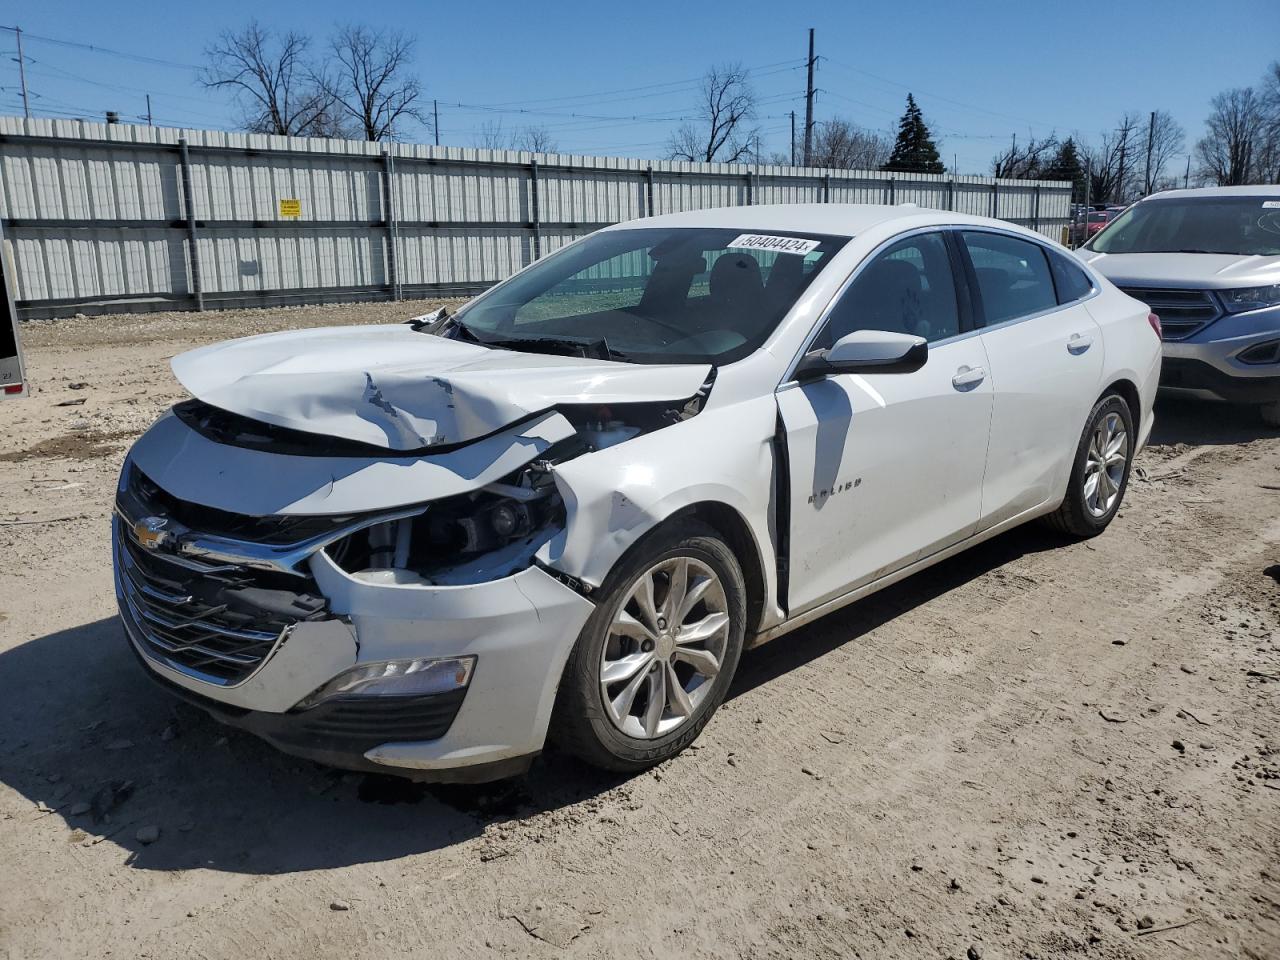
802,28,815,167
14,26,30,119
145,94,153,126
1143,109,1155,195
433,99,439,146
790,110,796,165
1184,153,1190,189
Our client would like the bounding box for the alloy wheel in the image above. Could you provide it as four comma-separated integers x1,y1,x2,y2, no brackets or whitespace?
599,556,729,739
1083,411,1128,518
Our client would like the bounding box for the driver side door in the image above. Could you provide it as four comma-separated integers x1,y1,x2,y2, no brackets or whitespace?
776,230,995,614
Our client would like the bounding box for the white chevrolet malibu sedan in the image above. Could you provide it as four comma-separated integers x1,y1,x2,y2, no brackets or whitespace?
115,204,1161,782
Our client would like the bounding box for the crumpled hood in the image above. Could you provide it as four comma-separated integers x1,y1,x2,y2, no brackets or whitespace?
1078,250,1280,287
171,324,712,451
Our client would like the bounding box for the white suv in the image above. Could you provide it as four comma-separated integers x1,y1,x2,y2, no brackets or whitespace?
1076,185,1280,424
114,204,1161,782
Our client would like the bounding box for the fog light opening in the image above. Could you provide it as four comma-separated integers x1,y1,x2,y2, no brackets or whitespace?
297,655,476,708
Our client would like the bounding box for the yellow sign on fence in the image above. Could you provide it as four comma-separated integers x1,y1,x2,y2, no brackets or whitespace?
279,198,301,219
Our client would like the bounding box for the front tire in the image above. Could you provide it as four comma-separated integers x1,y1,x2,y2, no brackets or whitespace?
1044,393,1134,538
1261,400,1280,428
551,521,746,773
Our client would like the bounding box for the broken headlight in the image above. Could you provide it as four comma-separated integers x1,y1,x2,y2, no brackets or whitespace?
325,458,569,586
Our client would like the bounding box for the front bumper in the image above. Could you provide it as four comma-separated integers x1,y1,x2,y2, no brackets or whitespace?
1160,304,1280,404
113,517,596,780
1160,356,1280,404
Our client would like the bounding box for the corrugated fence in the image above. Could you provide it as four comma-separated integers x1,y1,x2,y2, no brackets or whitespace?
0,117,1072,320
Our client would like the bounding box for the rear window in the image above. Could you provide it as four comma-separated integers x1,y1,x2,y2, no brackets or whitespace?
1047,249,1095,304
962,232,1058,325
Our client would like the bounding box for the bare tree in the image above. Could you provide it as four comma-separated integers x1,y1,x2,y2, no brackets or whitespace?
511,126,559,153
322,26,428,141
1083,114,1142,203
474,119,508,150
201,21,335,136
811,119,891,169
1255,62,1280,184
1140,110,1185,195
667,63,757,163
1195,87,1267,185
990,133,1060,180
471,121,557,153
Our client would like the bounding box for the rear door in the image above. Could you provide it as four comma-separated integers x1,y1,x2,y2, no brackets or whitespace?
0,220,26,399
777,230,994,613
960,230,1103,527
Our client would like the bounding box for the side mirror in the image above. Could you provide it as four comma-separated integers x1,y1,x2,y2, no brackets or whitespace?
795,329,929,381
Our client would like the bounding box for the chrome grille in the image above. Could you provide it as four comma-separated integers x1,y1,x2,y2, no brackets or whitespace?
116,522,307,684
1116,286,1221,342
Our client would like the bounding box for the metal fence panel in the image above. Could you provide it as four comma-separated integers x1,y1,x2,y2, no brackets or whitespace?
0,116,1072,318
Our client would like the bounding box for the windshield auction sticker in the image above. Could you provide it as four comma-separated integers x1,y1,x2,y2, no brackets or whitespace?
728,234,822,255
1263,201,1280,208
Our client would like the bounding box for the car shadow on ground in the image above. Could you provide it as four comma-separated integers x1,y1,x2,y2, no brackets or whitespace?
0,524,1067,877
1149,394,1279,448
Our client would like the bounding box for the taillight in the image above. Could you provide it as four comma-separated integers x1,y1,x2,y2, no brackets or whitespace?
1147,312,1162,339
2,383,22,395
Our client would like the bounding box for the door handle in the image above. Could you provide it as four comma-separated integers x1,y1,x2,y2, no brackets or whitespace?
1067,333,1094,354
952,365,986,390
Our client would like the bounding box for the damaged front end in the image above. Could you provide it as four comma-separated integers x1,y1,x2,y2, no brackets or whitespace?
114,362,714,778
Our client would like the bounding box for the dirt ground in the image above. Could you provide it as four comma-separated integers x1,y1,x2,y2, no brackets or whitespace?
1,300,1278,960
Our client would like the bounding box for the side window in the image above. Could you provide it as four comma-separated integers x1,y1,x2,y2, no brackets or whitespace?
814,232,960,350
1046,249,1095,304
961,231,1057,325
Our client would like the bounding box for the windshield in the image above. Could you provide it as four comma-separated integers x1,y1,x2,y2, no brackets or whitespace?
1089,196,1280,256
450,227,849,364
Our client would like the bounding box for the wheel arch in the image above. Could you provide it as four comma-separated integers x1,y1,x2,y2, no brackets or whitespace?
666,501,768,636
1099,376,1141,427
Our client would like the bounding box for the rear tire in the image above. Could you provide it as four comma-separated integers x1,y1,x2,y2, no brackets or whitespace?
1261,401,1280,428
1043,393,1134,539
551,521,746,773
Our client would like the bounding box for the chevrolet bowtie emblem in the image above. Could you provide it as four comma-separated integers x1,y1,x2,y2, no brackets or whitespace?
132,515,173,551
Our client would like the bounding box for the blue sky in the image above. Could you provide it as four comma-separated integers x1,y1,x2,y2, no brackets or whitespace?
3,0,1278,174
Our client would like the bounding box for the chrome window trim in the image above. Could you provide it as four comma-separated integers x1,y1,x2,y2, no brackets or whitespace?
779,224,1100,385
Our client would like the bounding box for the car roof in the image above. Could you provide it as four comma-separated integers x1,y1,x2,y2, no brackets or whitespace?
602,203,984,239
1145,184,1280,201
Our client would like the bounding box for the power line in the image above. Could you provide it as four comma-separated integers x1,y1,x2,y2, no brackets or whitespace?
472,58,804,110
822,56,1067,133
0,25,199,70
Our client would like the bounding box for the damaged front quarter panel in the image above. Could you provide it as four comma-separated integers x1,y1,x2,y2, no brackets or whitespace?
539,394,783,629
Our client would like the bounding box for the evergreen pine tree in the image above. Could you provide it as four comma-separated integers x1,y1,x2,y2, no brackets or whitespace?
1047,137,1087,204
881,94,945,174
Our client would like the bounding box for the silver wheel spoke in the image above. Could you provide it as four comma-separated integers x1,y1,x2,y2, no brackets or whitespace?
634,571,660,635
642,666,666,737
677,611,729,645
678,575,714,622
601,650,654,685
1083,472,1099,510
612,609,658,644
661,558,688,627
611,663,651,719
674,644,721,677
665,662,695,716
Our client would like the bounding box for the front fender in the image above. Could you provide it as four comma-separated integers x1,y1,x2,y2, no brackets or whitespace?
540,395,783,630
